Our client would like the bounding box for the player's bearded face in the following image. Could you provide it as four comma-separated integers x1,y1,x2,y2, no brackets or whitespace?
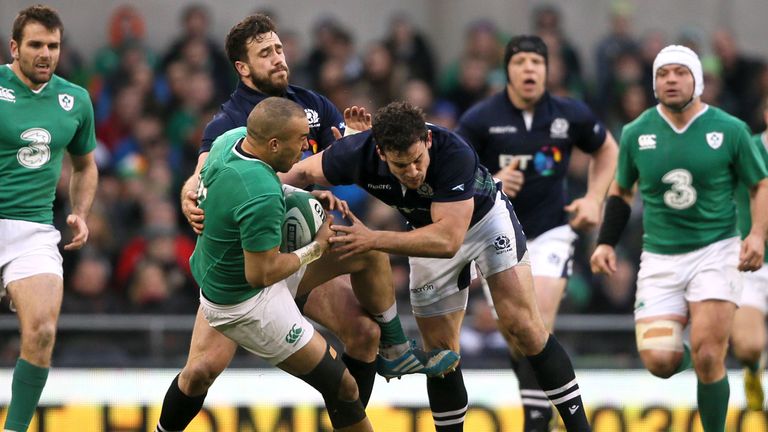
243,32,290,96
656,64,695,110
11,22,61,86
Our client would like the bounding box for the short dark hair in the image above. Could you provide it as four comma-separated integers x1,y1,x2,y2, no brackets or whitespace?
372,101,428,153
12,4,63,43
224,13,277,67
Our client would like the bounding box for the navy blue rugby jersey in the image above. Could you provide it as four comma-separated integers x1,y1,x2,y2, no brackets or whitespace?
456,91,606,238
200,81,344,156
322,124,498,229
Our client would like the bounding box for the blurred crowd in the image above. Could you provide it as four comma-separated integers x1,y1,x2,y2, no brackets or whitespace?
1,3,766,367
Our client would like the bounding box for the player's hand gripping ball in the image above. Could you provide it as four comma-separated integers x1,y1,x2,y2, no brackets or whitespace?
281,190,327,252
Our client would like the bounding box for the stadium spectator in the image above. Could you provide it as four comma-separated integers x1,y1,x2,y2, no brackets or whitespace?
593,1,640,115
160,4,233,102
384,12,437,86
532,4,584,97
711,28,766,128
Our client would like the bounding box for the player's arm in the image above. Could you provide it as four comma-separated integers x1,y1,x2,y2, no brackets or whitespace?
181,152,209,234
742,178,768,271
243,215,333,288
279,150,333,188
330,198,474,259
590,181,634,275
566,131,619,231
65,151,98,250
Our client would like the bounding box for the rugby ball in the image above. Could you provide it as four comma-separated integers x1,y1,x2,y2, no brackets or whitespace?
281,190,327,252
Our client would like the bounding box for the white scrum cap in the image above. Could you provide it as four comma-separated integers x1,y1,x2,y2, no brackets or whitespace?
652,44,704,100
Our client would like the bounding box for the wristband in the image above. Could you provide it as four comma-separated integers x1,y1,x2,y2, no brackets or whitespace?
343,126,362,137
596,195,632,246
292,241,324,266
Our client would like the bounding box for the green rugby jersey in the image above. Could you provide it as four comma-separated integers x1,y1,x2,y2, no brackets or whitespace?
617,105,768,254
190,127,286,304
0,65,96,224
734,132,768,262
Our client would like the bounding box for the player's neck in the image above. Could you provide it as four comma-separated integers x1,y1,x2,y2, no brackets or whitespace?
658,99,704,129
241,136,270,165
10,61,47,91
506,85,537,112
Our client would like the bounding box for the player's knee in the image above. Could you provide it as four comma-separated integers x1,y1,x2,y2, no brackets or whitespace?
359,250,389,273
497,315,545,354
182,358,225,394
635,319,686,379
298,344,366,429
692,342,725,373
641,352,679,379
731,334,763,361
25,320,57,353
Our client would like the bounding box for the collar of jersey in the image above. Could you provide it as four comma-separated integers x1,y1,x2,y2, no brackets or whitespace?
4,64,49,94
655,104,709,134
505,90,550,119
231,137,272,171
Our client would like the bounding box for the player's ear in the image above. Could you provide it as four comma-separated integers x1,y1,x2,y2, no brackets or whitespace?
233,60,250,79
268,137,279,153
9,39,18,60
376,145,386,161
425,130,432,149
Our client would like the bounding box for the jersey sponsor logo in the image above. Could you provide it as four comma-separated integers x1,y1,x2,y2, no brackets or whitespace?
451,184,465,192
533,146,562,176
550,118,569,138
662,169,696,210
284,323,304,345
58,93,74,111
304,108,320,128
638,134,657,150
416,183,434,198
367,183,392,190
499,154,532,170
489,125,518,134
17,128,52,169
706,132,723,149
0,86,15,103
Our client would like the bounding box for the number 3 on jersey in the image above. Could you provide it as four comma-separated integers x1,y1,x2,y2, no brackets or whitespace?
17,128,51,169
662,168,697,209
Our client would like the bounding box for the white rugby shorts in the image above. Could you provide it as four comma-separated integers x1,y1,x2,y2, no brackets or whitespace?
739,265,768,313
410,191,529,317
199,266,313,365
0,218,63,298
634,236,742,320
